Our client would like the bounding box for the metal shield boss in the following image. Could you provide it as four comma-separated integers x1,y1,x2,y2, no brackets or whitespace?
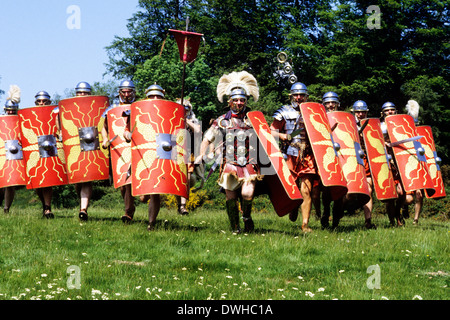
416,125,446,199
300,103,347,200
0,115,27,188
385,114,435,195
107,105,131,189
327,111,371,207
18,106,68,189
247,111,302,217
360,118,398,200
130,99,189,198
58,96,110,184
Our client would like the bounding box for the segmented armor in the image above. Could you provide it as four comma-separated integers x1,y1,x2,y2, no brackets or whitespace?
272,103,307,157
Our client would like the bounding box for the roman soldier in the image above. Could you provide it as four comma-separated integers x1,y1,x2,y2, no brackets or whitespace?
101,80,136,223
74,81,93,221
34,90,55,218
270,82,319,232
196,71,261,233
317,91,345,229
1,85,22,214
380,101,404,226
175,97,202,215
123,82,166,231
351,100,376,229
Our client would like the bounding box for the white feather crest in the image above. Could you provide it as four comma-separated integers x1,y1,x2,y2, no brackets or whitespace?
406,100,419,121
7,85,21,104
216,71,259,103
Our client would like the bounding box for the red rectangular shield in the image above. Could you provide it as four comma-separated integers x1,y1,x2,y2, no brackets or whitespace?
107,105,131,189
247,111,302,216
327,111,371,206
0,115,27,188
300,103,347,200
59,96,110,184
18,106,68,189
360,118,398,200
416,125,446,199
385,114,435,195
130,99,189,198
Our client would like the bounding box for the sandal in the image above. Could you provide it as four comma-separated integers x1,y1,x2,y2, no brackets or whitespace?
43,205,54,219
178,205,189,215
121,214,133,223
79,210,88,221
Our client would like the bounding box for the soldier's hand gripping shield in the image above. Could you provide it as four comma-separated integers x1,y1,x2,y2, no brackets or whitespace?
416,125,446,199
0,115,27,188
58,95,110,184
247,111,302,216
327,111,371,207
385,114,435,196
360,118,398,200
300,102,347,200
130,99,189,198
18,105,68,189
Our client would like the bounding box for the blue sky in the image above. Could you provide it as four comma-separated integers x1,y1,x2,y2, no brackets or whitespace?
0,0,140,108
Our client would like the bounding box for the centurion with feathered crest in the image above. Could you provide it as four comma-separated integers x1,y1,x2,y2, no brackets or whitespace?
0,84,27,193
197,70,262,233
4,85,21,114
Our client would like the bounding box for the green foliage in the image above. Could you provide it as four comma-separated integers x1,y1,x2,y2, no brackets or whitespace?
104,0,450,163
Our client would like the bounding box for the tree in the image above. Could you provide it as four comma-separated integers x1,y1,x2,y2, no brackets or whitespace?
104,0,450,163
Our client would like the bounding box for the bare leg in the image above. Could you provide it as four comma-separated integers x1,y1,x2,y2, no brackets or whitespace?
76,182,92,221
147,194,161,231
300,176,313,232
3,187,15,214
413,190,424,224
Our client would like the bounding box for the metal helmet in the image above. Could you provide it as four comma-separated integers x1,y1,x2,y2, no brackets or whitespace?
145,83,165,98
228,88,247,101
75,81,92,95
119,79,135,91
381,101,396,112
4,99,19,112
322,91,340,104
118,80,136,104
290,82,308,96
35,91,52,105
351,100,369,112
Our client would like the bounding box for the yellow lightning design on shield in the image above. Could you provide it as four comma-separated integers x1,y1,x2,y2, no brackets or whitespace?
110,112,130,185
306,106,342,180
387,118,426,188
365,122,393,195
332,116,361,188
61,99,108,180
0,117,26,184
20,111,67,185
252,115,297,196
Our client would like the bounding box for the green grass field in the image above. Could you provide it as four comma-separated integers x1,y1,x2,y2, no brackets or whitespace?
0,186,448,301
